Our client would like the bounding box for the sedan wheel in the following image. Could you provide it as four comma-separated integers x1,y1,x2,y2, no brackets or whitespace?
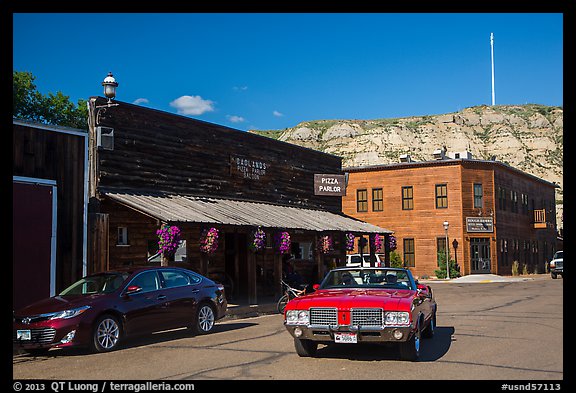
93,315,121,353
399,322,421,361
194,304,215,334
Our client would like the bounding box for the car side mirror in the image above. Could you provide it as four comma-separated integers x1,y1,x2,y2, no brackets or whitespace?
312,284,320,291
125,285,142,295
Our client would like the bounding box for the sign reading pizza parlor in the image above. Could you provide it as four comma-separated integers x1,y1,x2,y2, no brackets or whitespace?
314,174,346,196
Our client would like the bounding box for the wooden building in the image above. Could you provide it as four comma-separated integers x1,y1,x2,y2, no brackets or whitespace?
12,119,88,310
87,97,390,303
343,151,559,278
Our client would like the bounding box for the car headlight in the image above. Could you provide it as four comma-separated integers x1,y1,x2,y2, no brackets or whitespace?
549,261,556,268
48,306,91,320
384,311,410,326
285,310,309,325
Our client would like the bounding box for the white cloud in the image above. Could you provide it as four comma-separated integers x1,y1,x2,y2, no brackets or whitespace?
169,95,215,115
227,115,245,123
133,98,149,105
233,86,248,92
273,110,284,117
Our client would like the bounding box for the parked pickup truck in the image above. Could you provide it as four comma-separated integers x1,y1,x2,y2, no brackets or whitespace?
549,251,563,279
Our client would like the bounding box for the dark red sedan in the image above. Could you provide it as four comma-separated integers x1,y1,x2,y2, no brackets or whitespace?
13,266,227,355
284,267,437,361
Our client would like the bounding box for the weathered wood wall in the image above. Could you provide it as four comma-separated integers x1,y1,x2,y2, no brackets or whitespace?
93,97,343,212
13,122,87,291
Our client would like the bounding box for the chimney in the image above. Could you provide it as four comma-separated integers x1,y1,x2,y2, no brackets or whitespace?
399,154,412,163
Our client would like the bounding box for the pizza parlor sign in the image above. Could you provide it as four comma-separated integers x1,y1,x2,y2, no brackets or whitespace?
314,174,347,196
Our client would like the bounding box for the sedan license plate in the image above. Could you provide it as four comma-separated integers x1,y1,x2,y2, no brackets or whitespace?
17,330,31,341
334,332,357,344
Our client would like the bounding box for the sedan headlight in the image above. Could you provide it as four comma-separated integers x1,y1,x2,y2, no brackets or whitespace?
384,311,410,326
285,310,309,325
47,306,91,320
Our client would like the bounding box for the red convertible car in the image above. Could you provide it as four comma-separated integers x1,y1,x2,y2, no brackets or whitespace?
283,267,437,361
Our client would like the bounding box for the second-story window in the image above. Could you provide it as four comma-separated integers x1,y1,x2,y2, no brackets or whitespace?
402,186,414,210
372,188,383,211
474,183,483,209
356,189,368,212
435,184,448,209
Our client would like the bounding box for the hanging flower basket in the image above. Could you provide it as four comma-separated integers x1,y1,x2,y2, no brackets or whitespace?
200,227,219,254
156,225,182,256
318,235,333,254
371,233,382,253
388,235,397,251
274,231,291,254
249,227,267,252
345,233,355,251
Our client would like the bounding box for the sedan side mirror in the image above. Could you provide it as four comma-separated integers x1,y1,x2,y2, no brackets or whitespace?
125,285,142,295
312,284,320,291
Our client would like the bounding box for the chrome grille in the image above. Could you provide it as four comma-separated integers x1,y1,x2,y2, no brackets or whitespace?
351,308,383,327
556,261,563,269
13,328,57,344
310,308,337,326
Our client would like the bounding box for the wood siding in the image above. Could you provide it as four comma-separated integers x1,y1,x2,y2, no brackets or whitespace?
91,97,342,212
13,123,87,291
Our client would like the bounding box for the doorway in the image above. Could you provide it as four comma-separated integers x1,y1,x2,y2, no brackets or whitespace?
470,238,491,273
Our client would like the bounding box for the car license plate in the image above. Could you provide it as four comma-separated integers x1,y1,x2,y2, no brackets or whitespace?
17,330,31,341
334,332,357,344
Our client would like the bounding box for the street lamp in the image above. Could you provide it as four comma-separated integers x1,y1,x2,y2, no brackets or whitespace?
443,221,450,279
102,72,119,104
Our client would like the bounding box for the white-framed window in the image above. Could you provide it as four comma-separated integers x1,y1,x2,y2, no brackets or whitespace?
117,226,129,246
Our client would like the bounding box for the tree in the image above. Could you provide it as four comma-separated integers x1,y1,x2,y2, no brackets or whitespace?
13,71,88,129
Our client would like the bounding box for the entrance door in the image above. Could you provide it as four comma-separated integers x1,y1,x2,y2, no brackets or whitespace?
470,238,491,273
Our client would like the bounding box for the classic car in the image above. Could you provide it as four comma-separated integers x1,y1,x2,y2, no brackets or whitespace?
283,267,437,361
13,266,227,355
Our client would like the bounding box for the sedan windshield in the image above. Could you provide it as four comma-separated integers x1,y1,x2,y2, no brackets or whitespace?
59,273,130,296
320,269,415,290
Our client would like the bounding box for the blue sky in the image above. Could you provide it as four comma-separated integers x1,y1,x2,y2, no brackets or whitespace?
13,13,563,131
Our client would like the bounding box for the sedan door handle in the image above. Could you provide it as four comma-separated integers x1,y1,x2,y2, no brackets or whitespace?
157,295,167,300
191,289,200,294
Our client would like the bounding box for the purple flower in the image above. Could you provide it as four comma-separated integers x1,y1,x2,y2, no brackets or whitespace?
200,227,219,254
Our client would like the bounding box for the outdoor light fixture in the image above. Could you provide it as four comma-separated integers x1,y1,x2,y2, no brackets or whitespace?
102,72,119,104
443,221,450,280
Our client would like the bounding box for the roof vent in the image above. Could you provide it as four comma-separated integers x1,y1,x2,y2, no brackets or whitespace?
399,154,412,163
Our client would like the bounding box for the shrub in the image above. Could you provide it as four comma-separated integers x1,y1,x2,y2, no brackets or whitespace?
512,260,520,276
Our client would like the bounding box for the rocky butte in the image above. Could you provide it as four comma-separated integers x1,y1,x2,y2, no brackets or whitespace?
251,104,563,231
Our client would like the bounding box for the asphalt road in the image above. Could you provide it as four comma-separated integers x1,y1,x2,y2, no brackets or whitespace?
12,275,563,381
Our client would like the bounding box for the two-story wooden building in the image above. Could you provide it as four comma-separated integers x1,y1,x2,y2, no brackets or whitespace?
343,151,558,278
87,96,391,303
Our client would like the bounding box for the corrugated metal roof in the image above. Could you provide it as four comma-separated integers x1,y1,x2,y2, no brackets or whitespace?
102,190,392,234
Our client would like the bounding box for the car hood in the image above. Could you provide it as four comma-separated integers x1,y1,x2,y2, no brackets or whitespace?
14,294,109,316
287,288,415,311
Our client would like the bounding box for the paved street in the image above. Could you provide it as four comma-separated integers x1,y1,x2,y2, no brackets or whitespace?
13,275,563,381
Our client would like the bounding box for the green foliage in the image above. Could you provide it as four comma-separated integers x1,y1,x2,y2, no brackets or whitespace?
389,251,403,268
511,260,520,276
434,250,461,279
13,71,88,129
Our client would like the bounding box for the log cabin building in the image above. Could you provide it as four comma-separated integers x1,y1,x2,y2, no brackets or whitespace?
86,96,391,303
343,151,559,278
12,119,88,310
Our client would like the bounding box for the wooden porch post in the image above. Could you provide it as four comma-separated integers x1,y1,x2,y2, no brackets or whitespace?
247,249,257,305
274,252,282,297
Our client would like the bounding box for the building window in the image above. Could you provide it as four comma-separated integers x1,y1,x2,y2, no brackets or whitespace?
436,237,447,266
511,190,518,213
117,226,129,245
435,184,448,209
498,186,507,210
521,193,529,215
474,183,483,209
372,188,383,211
403,238,415,267
402,186,414,210
356,189,368,212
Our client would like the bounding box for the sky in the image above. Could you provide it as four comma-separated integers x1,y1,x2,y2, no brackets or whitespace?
12,13,563,131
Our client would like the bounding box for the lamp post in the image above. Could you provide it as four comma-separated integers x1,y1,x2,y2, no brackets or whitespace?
443,221,450,279
102,72,119,104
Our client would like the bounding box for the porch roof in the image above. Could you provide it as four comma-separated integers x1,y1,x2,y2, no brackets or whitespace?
101,189,392,234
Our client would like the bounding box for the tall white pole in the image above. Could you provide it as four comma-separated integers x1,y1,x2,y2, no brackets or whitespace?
490,32,495,106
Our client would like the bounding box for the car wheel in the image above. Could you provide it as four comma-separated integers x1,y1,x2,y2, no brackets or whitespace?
294,338,318,357
193,303,215,335
277,294,289,314
399,321,421,361
551,272,557,279
92,314,121,353
422,312,436,339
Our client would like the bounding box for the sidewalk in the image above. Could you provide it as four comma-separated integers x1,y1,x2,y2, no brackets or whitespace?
223,295,279,320
420,273,548,284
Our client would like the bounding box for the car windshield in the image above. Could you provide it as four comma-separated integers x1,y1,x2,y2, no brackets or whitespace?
554,251,563,259
59,273,130,296
320,268,415,290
